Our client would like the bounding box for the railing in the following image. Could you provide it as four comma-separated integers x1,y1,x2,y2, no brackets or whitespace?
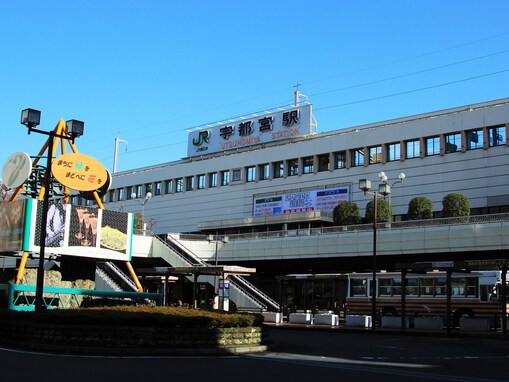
1,283,163,311
225,213,509,241
98,262,139,292
230,275,279,311
159,236,279,311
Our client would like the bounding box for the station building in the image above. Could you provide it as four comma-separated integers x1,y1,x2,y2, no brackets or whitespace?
98,96,509,234
80,96,509,311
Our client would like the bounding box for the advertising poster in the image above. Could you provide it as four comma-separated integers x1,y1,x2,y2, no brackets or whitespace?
253,186,350,217
0,200,26,252
27,200,133,261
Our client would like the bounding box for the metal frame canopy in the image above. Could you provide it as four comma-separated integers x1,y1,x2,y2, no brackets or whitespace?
137,266,257,309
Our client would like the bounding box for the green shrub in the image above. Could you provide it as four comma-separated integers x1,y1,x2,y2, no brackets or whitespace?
408,197,433,220
442,193,470,217
333,201,361,225
365,199,392,223
0,306,263,328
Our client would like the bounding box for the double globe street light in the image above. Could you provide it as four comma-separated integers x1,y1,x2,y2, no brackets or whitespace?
359,172,405,330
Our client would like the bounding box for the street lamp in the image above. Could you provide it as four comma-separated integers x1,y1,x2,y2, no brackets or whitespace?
131,191,152,234
207,233,229,310
379,171,405,204
21,108,84,312
359,178,391,330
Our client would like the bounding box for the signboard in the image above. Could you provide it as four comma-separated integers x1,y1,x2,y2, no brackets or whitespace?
187,104,313,157
2,152,32,189
0,200,27,252
51,153,108,192
25,200,133,261
253,186,350,217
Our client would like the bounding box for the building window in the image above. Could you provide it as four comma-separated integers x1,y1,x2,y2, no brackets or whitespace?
302,156,314,174
117,188,124,201
108,189,115,202
259,163,270,180
445,132,461,153
386,142,401,162
145,183,152,196
208,172,218,187
406,139,420,159
334,151,346,169
369,146,382,164
197,174,206,189
351,148,364,167
186,176,194,191
246,166,256,182
221,171,230,186
273,161,284,178
466,129,483,150
232,168,242,182
126,186,133,199
287,158,299,176
175,178,183,193
165,179,173,194
488,124,506,147
154,181,162,196
425,136,440,156
318,154,329,172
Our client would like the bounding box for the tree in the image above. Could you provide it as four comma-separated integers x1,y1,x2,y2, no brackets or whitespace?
407,196,433,220
366,199,392,223
333,201,361,226
134,212,144,230
442,193,470,217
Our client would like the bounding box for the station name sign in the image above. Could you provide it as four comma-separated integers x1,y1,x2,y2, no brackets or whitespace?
187,104,313,157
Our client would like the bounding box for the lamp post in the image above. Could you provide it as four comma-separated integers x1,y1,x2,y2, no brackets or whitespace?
207,233,229,310
131,191,152,234
359,178,391,330
21,108,84,312
378,171,405,205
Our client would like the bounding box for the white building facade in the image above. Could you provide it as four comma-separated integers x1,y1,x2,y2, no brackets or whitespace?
97,97,509,236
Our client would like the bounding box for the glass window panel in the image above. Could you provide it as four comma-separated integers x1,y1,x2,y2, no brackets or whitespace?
406,139,420,159
466,129,483,150
386,142,401,162
369,146,382,164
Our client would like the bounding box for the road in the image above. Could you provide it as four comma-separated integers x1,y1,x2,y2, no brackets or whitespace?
0,327,508,382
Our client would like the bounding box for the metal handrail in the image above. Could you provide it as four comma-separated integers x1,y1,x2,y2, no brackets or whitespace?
225,213,509,241
230,275,279,311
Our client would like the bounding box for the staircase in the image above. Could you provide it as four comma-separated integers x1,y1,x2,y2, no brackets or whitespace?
151,235,280,312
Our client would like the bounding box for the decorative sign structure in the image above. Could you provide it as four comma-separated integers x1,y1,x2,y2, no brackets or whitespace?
2,152,32,189
253,186,350,217
0,199,133,261
187,104,314,157
51,153,108,192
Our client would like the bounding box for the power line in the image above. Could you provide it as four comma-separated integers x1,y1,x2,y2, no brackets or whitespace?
309,50,509,98
315,68,509,112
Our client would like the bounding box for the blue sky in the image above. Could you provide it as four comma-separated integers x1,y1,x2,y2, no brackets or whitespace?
1,0,508,175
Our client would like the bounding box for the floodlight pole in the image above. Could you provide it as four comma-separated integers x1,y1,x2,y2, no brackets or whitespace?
34,129,54,312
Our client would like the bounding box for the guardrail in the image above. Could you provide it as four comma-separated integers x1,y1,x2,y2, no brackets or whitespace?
223,213,509,241
0,283,163,311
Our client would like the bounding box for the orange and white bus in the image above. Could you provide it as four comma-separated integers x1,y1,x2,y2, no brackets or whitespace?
345,271,507,325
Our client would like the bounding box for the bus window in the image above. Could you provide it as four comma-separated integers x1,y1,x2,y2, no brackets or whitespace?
392,278,402,296
350,278,367,297
406,278,418,296
465,277,478,297
419,278,434,296
435,277,446,296
379,278,392,296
